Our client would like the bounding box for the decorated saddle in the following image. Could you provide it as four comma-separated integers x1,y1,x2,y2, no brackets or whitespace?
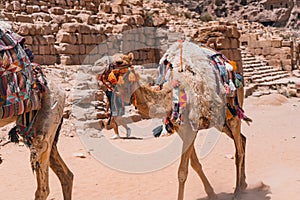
0,28,46,120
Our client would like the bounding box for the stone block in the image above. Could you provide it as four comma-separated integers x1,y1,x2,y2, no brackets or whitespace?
49,6,65,15
112,0,125,5
60,54,72,65
17,24,30,35
35,35,48,45
262,46,272,56
258,39,272,48
232,26,240,38
98,44,108,54
216,37,230,49
60,43,80,55
62,23,79,33
78,24,93,34
232,49,241,61
40,5,48,12
51,14,67,24
254,48,262,55
32,12,52,22
12,1,21,11
230,38,239,48
43,55,57,65
76,13,91,24
32,5,40,12
50,45,57,54
16,14,33,23
51,23,59,33
56,31,77,44
95,24,105,34
123,6,132,15
225,27,233,38
45,35,56,44
82,34,98,44
111,4,124,14
113,24,130,33
79,45,86,55
268,47,280,56
271,39,282,48
39,45,50,55
24,36,33,45
86,45,97,54
99,3,111,13
41,24,53,35
282,40,292,47
20,3,26,11
33,55,44,64
281,59,292,68
268,59,281,66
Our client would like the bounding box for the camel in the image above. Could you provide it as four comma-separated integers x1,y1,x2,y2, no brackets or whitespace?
99,41,249,200
0,26,73,199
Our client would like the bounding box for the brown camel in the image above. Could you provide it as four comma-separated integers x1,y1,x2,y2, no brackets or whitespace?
0,26,73,199
102,43,249,200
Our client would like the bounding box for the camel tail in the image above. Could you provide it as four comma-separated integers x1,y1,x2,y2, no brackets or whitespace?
153,125,163,137
53,118,63,145
243,116,253,126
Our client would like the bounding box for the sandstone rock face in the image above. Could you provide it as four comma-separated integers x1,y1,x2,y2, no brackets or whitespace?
163,0,300,29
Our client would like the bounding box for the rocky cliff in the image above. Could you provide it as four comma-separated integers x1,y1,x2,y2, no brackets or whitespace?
163,0,300,29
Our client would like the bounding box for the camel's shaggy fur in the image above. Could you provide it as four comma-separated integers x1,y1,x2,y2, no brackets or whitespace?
160,41,226,131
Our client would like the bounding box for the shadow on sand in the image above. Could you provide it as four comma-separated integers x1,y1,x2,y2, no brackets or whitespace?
197,182,271,200
118,136,143,140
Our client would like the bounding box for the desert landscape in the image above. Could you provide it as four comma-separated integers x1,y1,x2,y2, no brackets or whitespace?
1,0,300,199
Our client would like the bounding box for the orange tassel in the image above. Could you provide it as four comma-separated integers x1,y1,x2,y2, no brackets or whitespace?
128,71,136,82
3,53,9,67
229,60,237,71
226,108,233,120
118,75,124,85
108,71,117,84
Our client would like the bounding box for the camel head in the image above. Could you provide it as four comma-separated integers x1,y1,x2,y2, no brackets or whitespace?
102,52,140,105
112,52,134,67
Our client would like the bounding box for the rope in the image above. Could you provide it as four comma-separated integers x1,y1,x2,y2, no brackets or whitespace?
179,39,183,72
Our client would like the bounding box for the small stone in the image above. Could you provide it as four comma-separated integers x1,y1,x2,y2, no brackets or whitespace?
72,152,86,158
225,154,234,159
252,91,263,97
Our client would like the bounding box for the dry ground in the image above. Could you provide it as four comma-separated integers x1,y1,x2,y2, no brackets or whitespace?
0,93,300,200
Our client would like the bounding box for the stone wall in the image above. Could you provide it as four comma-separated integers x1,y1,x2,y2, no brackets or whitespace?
240,33,296,71
1,0,242,70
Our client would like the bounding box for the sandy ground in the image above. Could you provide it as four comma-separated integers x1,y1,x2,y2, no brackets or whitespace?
0,93,300,200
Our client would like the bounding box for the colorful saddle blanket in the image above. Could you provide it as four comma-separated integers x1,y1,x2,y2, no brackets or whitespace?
0,28,44,119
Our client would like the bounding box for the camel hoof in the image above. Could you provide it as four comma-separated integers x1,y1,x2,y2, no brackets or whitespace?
207,193,218,200
241,182,248,191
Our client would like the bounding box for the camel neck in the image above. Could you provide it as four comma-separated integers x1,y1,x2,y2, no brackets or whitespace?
133,85,173,118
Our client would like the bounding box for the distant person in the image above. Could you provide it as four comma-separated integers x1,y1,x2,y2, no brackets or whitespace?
154,58,173,90
100,64,131,139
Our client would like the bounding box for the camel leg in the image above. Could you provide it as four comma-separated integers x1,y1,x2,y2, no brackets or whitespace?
30,137,51,200
177,143,193,200
223,117,246,198
50,144,73,200
240,134,247,190
190,145,217,200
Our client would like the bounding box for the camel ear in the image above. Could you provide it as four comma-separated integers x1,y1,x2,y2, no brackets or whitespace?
128,52,134,61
